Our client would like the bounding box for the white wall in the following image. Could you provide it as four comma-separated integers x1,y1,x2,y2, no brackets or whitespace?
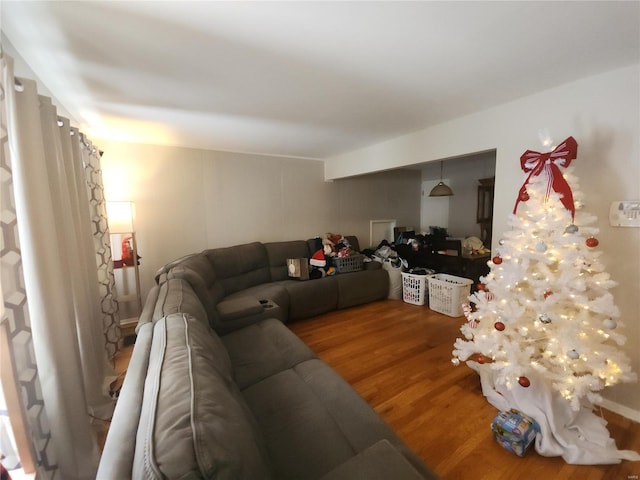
2,35,76,122
420,179,450,234
99,143,421,300
324,65,640,417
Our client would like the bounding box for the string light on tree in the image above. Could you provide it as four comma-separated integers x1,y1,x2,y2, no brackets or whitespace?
452,136,636,411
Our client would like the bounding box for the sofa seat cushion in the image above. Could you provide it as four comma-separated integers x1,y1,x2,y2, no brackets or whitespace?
134,313,271,479
295,359,436,479
241,362,357,480
221,318,316,390
283,276,338,321
242,358,431,480
224,282,289,320
335,269,389,309
319,439,427,480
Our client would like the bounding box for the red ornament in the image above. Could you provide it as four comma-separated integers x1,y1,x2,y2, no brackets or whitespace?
586,237,599,248
543,291,553,299
477,283,486,291
518,376,531,388
477,354,488,364
494,321,505,331
492,255,503,265
518,191,530,202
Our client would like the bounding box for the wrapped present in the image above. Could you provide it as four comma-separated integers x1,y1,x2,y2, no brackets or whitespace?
491,409,539,457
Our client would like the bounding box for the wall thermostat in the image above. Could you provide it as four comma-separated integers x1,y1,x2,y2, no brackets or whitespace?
609,201,640,227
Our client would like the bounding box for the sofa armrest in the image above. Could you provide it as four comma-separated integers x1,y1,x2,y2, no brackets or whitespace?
217,296,264,321
97,323,154,479
319,439,436,480
364,259,382,270
215,299,285,335
136,284,160,333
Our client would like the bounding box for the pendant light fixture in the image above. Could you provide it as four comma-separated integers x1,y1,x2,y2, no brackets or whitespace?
429,161,454,197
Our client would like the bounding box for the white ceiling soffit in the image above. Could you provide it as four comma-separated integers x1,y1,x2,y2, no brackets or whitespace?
2,1,639,159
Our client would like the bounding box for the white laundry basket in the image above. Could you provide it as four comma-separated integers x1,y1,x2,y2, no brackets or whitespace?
401,271,430,305
427,273,473,317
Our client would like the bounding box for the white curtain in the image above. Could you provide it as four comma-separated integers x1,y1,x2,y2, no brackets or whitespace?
1,52,118,479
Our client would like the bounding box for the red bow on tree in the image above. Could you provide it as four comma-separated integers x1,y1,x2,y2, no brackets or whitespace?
513,136,578,219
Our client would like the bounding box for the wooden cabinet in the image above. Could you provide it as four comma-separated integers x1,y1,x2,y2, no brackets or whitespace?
477,177,495,247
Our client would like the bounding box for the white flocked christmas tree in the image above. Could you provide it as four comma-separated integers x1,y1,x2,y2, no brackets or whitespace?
453,136,636,412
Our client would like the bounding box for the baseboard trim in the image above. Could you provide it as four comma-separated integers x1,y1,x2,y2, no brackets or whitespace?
600,398,640,423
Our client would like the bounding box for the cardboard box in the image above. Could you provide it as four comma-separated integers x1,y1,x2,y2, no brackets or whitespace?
287,258,309,281
491,409,539,457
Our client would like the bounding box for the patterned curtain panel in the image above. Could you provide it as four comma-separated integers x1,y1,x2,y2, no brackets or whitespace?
1,54,58,479
81,133,120,361
0,52,117,478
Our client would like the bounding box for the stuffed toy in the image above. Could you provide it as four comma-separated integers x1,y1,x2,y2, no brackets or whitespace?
322,233,335,256
328,233,343,245
308,249,327,280
310,249,326,268
335,236,351,257
325,233,353,257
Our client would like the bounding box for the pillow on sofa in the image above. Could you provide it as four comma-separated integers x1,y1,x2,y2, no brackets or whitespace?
134,313,271,479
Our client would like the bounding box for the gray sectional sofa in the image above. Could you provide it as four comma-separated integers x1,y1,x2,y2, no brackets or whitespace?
97,236,438,479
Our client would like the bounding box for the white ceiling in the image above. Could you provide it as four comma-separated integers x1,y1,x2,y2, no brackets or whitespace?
2,1,639,159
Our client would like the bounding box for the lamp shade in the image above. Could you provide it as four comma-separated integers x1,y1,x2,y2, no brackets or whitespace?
429,160,454,197
429,181,454,197
106,201,135,233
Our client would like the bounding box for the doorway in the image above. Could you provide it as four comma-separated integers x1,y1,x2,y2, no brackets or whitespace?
420,150,496,243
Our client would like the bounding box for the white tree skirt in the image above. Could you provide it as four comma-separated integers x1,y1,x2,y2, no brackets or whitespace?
468,361,640,464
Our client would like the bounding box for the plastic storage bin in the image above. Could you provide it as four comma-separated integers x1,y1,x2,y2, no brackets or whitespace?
427,273,473,316
332,254,364,273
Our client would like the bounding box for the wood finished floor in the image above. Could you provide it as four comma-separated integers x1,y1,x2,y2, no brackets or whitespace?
108,299,640,479
288,300,640,480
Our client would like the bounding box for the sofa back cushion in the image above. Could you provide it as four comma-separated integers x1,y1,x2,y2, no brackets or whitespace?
153,278,210,325
345,235,360,252
204,242,271,295
154,253,199,285
166,253,225,322
134,313,271,479
264,240,311,281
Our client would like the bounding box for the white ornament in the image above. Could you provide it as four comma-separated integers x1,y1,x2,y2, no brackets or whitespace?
565,224,579,234
451,358,460,366
535,241,547,252
567,349,580,360
603,318,618,330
